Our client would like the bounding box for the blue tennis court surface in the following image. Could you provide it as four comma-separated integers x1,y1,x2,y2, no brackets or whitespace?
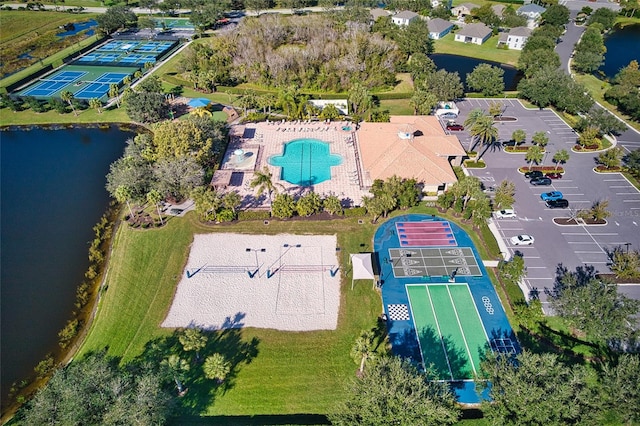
21,71,87,97
374,214,519,403
74,73,129,99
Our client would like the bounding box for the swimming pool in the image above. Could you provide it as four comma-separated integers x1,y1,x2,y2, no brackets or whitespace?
268,139,342,186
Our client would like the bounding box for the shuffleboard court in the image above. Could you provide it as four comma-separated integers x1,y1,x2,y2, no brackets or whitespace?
396,221,457,247
407,284,489,381
388,247,481,278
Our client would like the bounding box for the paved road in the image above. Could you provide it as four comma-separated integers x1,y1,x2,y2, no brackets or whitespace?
446,98,640,313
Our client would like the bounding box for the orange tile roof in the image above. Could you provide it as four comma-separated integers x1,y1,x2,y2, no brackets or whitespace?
357,116,465,185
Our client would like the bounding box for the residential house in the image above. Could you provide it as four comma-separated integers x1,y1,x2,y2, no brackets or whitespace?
517,4,546,28
391,10,420,26
427,18,454,39
497,26,532,50
451,3,479,19
454,22,492,45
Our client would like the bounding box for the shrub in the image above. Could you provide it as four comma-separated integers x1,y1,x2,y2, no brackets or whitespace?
344,206,367,217
238,210,271,221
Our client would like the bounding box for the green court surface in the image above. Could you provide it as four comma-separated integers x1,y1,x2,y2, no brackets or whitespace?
407,284,489,381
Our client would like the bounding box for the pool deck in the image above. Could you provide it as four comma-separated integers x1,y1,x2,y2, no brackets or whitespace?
222,121,371,208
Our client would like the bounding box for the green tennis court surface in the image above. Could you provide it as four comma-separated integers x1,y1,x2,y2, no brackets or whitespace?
407,283,489,381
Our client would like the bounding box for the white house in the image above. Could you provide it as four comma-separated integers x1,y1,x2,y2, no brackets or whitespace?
497,26,532,50
451,3,479,19
454,23,492,45
427,18,454,39
391,10,420,26
517,4,546,28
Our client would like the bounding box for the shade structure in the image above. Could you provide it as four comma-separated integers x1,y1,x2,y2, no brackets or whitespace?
188,98,211,108
350,253,375,289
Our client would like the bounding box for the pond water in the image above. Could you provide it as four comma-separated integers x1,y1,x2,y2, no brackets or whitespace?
0,126,132,402
56,19,97,38
429,53,523,91
600,24,640,80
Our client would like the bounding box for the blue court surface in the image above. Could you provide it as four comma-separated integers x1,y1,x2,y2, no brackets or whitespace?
374,214,519,403
21,71,87,97
82,40,176,67
74,73,129,99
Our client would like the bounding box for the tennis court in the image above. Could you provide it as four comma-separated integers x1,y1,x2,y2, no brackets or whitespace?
21,71,87,97
396,221,457,247
18,65,133,100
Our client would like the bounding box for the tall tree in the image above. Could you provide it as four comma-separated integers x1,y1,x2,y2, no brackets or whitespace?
410,89,438,115
250,167,282,204
60,91,77,116
350,330,376,375
552,149,570,170
146,188,164,225
115,185,135,218
348,82,372,119
525,145,544,170
546,264,640,346
479,350,601,425
466,64,505,96
329,356,460,425
153,156,204,202
161,354,190,395
125,91,168,123
88,97,102,114
531,131,549,147
601,354,640,424
469,115,498,159
203,353,231,383
494,180,516,209
96,5,138,35
108,83,120,108
422,69,464,101
175,331,207,364
511,129,526,146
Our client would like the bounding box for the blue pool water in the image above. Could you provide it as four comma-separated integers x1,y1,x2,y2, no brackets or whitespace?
268,139,342,186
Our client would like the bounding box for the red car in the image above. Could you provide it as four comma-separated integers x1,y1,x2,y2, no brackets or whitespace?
546,173,563,179
446,123,464,131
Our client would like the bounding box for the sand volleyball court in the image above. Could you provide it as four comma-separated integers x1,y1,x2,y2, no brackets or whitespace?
162,233,341,331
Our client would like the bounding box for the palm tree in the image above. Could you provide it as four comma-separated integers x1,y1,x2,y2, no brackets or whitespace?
470,115,498,159
250,167,281,203
190,107,212,118
203,353,231,383
115,185,135,218
89,98,103,114
348,81,372,118
525,145,545,170
109,83,120,108
179,327,207,362
161,354,190,395
60,90,77,116
470,196,492,229
553,149,570,171
277,85,300,119
532,131,549,148
221,191,242,215
123,75,132,87
147,188,164,225
511,129,526,146
350,330,376,375
464,108,487,151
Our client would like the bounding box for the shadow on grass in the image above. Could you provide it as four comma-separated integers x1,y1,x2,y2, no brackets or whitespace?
132,312,260,417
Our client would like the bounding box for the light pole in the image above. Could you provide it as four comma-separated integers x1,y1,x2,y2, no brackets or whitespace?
624,242,631,254
246,248,266,277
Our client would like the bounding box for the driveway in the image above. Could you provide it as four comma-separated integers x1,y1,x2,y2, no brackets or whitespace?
451,99,640,313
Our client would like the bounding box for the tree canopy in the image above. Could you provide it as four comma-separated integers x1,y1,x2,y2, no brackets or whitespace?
466,64,505,96
96,5,137,35
329,356,460,425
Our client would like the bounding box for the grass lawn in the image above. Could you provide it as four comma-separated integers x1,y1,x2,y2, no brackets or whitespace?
0,104,131,126
80,213,382,416
0,10,90,45
434,33,521,67
79,204,504,417
379,98,413,115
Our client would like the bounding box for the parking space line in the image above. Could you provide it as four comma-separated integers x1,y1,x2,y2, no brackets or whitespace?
567,241,599,244
604,179,626,182
582,261,608,264
610,186,631,188
575,251,605,253
623,200,640,202
525,277,554,280
526,266,548,269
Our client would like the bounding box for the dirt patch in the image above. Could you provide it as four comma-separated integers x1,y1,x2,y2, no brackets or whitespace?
553,217,607,226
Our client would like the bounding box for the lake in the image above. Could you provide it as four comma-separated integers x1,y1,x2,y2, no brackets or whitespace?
600,24,640,79
0,126,132,402
430,53,523,91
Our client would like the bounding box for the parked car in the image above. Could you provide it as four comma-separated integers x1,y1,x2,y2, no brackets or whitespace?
169,208,184,215
510,234,535,246
546,172,563,179
546,199,569,209
541,191,563,201
446,123,464,131
530,177,552,186
494,209,516,219
525,170,543,179
440,112,458,120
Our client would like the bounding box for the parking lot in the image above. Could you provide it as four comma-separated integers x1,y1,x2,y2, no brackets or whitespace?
449,99,640,312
